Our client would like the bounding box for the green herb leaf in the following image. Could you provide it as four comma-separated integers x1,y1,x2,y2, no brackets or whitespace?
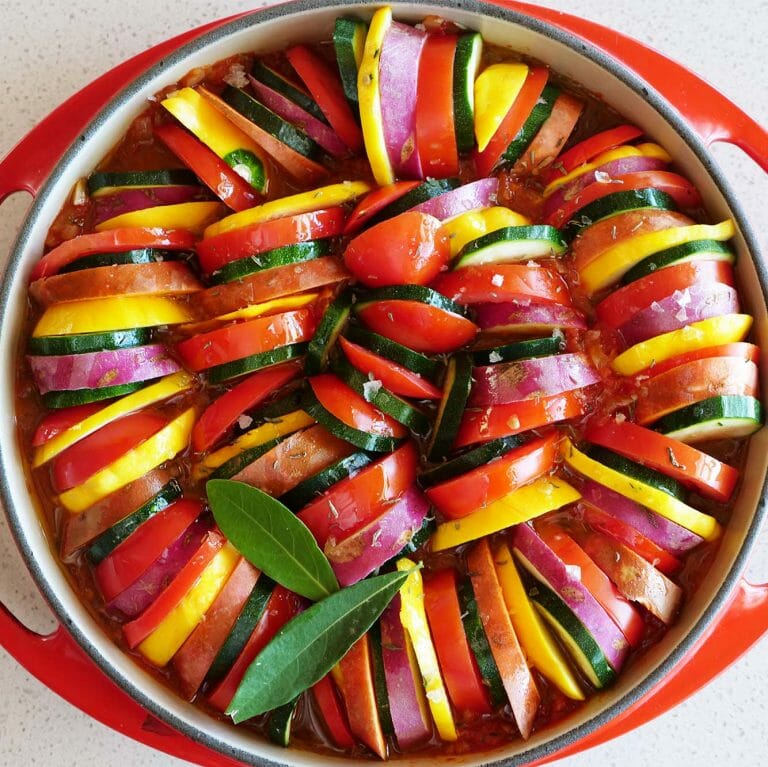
207,479,339,602
227,568,411,722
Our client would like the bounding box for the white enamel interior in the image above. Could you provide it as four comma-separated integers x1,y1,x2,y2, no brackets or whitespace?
1,3,766,766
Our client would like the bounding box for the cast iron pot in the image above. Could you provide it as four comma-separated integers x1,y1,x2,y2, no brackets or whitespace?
1,2,767,765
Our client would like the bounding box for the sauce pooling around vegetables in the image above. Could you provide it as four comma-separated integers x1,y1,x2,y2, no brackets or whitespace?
16,6,762,760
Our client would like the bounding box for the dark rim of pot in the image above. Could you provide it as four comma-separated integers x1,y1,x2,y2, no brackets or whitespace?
1,1,766,765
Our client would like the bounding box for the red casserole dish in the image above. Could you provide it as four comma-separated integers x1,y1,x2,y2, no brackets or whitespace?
1,1,767,765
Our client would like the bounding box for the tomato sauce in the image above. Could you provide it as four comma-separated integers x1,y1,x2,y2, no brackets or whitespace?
13,30,751,762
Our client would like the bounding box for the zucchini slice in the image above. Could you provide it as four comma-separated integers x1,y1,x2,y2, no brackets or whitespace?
279,450,373,511
305,290,353,375
28,328,152,356
563,188,677,241
344,326,439,379
471,333,565,366
252,60,327,124
355,285,467,319
87,169,198,197
456,578,506,706
267,698,300,747
204,575,276,686
210,240,329,285
60,248,192,274
452,32,483,153
621,238,735,285
207,342,308,385
454,225,567,268
222,86,324,161
301,386,404,453
427,352,473,462
334,17,368,112
331,355,430,434
367,178,460,227
86,480,183,564
369,622,395,735
43,380,148,409
418,435,524,488
587,445,686,500
501,84,560,165
654,395,763,443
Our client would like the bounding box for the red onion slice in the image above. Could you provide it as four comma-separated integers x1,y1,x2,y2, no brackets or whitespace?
411,177,499,221
474,300,587,334
92,186,210,226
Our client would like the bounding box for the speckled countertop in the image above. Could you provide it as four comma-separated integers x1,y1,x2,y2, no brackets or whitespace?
1,1,767,765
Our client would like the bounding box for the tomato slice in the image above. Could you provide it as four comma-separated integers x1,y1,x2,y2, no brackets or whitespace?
122,531,225,648
473,67,548,178
286,45,363,153
632,341,759,380
423,569,492,715
595,260,736,328
31,228,197,280
432,264,572,307
32,402,104,446
312,675,356,749
176,308,317,372
426,432,559,519
344,211,450,287
585,418,739,502
540,124,644,185
338,337,441,400
344,181,421,235
336,635,387,758
155,123,259,212
466,539,539,738
197,257,349,319
356,299,477,354
191,360,302,453
455,391,587,448
415,34,459,177
635,356,759,425
196,207,347,273
94,499,203,602
51,410,167,492
207,585,304,711
579,502,682,575
309,373,407,438
297,441,418,546
534,521,645,646
545,171,703,229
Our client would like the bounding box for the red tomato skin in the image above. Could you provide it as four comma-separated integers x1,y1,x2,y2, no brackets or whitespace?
343,212,450,287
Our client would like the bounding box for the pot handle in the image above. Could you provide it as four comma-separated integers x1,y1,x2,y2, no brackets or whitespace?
0,599,243,766
534,576,768,765
520,1,768,172
0,11,249,204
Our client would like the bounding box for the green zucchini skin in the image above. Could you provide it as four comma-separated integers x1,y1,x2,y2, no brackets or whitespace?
204,575,277,686
267,697,300,747
502,83,560,165
210,240,330,285
562,188,677,241
305,290,353,375
209,436,286,481
60,248,193,274
367,178,460,227
427,353,473,462
455,224,567,267
653,395,763,442
369,622,395,735
355,285,468,319
252,60,328,124
344,326,439,379
86,481,183,564
471,334,565,366
207,343,308,385
333,17,368,112
586,445,686,500
87,169,198,196
42,380,149,409
222,86,324,161
28,328,152,356
456,578,506,706
621,238,735,285
452,32,483,153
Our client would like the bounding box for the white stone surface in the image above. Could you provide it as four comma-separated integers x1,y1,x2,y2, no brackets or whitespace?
0,1,766,765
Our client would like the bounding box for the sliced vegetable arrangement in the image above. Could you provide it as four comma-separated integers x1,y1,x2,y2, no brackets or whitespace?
19,5,762,762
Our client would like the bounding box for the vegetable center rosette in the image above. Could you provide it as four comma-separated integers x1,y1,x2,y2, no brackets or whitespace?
20,3,761,760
